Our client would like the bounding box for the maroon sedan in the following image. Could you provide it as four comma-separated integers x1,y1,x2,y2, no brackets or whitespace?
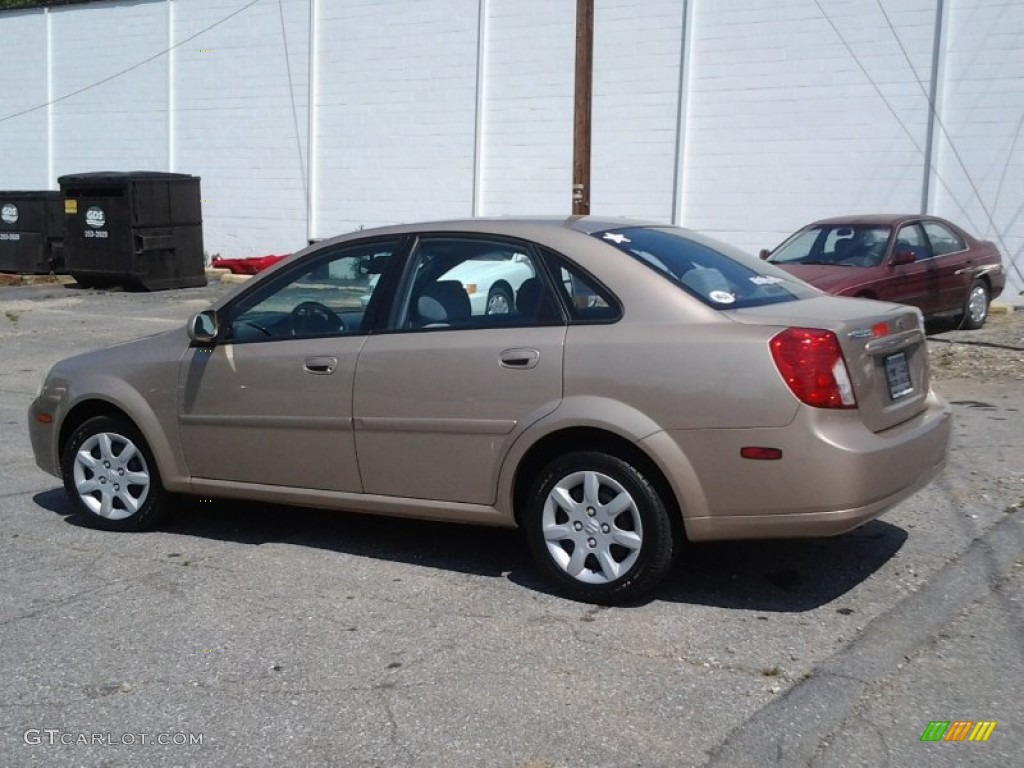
763,215,1005,328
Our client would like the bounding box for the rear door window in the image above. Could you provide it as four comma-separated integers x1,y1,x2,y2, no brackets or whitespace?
922,221,966,256
596,227,816,309
389,236,562,330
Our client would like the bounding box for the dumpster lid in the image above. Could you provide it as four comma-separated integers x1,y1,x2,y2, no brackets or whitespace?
58,171,199,185
0,190,62,198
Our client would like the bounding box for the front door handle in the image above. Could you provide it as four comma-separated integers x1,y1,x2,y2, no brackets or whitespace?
499,348,540,369
304,356,337,375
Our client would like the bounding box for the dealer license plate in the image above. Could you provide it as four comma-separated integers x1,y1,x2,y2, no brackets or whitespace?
884,351,913,400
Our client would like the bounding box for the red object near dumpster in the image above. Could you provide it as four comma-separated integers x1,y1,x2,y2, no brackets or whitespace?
212,254,288,275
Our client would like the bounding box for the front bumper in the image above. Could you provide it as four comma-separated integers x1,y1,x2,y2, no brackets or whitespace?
28,394,61,478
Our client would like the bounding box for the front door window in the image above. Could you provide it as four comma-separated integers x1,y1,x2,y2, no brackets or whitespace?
229,240,400,342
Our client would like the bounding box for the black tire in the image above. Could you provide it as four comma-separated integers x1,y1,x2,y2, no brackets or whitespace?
61,415,171,532
485,283,513,315
524,451,675,605
960,280,989,330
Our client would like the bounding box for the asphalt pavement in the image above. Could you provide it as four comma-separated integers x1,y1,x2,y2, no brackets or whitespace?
0,281,1021,767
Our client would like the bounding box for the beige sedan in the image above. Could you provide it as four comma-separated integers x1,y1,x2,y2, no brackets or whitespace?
29,218,951,604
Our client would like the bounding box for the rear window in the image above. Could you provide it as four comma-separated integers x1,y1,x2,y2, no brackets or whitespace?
595,226,816,309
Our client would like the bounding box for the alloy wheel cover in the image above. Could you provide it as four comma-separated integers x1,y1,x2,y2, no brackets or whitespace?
541,470,644,584
72,432,151,520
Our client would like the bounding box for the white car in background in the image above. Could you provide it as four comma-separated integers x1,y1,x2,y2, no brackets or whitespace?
362,249,535,315
442,250,535,315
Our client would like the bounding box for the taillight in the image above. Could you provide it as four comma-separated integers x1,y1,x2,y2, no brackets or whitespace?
769,327,856,409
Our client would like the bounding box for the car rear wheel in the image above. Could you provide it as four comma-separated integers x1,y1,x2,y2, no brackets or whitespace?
61,415,170,532
524,451,675,604
486,284,513,315
961,280,989,330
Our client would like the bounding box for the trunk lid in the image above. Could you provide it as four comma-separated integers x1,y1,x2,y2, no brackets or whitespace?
727,296,930,433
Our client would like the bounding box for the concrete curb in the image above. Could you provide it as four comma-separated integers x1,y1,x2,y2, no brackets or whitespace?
219,273,253,284
705,512,1023,767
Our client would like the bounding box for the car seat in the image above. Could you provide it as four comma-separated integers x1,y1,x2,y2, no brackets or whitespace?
516,277,542,317
415,280,471,327
516,277,563,323
833,238,852,261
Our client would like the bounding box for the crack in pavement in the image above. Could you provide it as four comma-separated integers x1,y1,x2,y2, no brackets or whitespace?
373,680,415,766
0,572,159,627
703,513,1023,767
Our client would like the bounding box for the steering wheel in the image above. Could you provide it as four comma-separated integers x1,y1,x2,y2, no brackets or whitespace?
288,301,344,336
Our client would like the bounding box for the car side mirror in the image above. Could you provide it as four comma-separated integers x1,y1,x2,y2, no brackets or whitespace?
758,249,771,260
891,250,916,267
187,310,219,344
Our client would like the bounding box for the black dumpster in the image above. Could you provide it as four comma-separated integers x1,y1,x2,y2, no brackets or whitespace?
59,171,207,290
0,191,65,274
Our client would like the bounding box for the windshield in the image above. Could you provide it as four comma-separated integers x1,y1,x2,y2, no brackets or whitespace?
595,226,816,309
769,225,892,267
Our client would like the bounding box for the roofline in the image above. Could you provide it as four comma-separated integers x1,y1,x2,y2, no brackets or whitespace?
808,213,935,227
306,215,671,247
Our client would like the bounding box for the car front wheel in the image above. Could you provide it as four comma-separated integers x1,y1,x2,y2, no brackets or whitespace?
961,280,989,330
524,451,675,604
61,415,170,532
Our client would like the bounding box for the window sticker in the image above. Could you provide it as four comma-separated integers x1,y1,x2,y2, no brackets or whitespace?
603,232,631,245
750,275,784,286
709,290,735,304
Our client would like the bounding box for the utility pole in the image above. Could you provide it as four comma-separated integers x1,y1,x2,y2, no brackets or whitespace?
572,0,594,215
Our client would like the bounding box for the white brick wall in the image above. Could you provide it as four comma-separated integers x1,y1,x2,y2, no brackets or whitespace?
478,0,576,216
173,0,309,256
0,0,1021,292
314,0,479,234
0,10,48,189
50,0,168,179
590,0,684,221
933,0,1024,294
681,0,937,252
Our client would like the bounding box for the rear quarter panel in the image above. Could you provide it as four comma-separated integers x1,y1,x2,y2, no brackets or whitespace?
975,240,1007,298
562,320,799,431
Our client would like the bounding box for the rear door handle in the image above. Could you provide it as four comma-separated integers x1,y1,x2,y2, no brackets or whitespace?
304,356,337,375
499,348,540,369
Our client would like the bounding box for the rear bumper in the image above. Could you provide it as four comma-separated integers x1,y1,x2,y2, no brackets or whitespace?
988,265,1006,300
659,391,951,541
683,457,943,540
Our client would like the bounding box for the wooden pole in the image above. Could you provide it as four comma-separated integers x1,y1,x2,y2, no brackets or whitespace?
572,0,594,215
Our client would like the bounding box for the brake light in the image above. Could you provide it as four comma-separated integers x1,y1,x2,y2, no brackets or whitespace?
770,327,856,409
